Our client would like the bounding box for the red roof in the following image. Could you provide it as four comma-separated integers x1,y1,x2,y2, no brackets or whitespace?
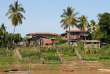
82,40,101,42
66,30,90,32
61,32,67,35
61,30,90,35
26,33,58,36
43,39,52,44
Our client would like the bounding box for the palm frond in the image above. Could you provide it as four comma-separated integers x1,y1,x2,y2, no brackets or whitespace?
6,11,13,16
18,12,26,19
8,14,14,19
18,7,25,13
6,0,25,27
18,4,22,9
74,12,79,16
60,6,79,30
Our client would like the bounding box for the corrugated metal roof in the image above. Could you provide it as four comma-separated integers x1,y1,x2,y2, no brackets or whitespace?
66,30,90,32
61,30,90,35
26,33,58,36
82,40,101,42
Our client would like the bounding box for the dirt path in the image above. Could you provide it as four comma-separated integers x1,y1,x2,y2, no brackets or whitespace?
84,61,102,67
75,49,84,63
15,48,22,60
61,49,102,70
56,48,64,64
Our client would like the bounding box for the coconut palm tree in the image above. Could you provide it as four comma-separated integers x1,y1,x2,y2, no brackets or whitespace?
60,6,79,43
78,15,89,40
1,23,6,46
6,0,25,43
88,20,100,32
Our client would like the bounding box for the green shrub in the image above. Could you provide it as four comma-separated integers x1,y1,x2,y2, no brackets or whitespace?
40,47,47,53
47,47,56,52
59,43,74,52
77,40,84,51
56,36,66,44
84,48,90,55
43,53,60,61
102,44,110,50
99,56,110,59
0,48,8,56
19,48,40,59
0,57,15,65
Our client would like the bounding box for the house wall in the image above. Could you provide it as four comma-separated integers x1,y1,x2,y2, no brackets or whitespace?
84,43,100,48
70,42,77,46
79,32,90,36
70,32,89,36
62,32,90,41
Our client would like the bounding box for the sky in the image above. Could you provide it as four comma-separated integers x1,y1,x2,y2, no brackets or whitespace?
0,0,110,37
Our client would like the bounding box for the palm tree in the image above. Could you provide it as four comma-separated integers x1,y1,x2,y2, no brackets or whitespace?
88,20,100,32
60,6,79,43
78,15,89,40
1,23,6,46
6,0,25,43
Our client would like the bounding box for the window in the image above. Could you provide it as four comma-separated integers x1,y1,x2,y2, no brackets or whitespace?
72,42,76,45
74,36,76,39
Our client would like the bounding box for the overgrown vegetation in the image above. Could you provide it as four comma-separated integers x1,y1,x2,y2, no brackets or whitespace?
40,47,61,64
77,40,110,65
59,43,75,56
1,0,110,70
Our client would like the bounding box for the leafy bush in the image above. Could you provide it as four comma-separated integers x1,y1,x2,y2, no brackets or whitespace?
19,48,40,59
59,43,74,52
82,55,98,61
43,53,60,61
0,57,15,65
77,40,84,51
84,48,98,55
47,47,56,52
84,48,90,55
102,44,110,50
56,36,66,44
40,47,56,53
0,48,8,56
40,47,48,53
99,56,110,59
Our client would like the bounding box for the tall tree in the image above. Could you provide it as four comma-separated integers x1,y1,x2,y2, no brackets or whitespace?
6,0,25,43
78,15,89,40
98,12,110,43
92,30,104,40
0,23,6,46
78,15,88,30
60,6,78,43
1,23,6,46
88,20,100,32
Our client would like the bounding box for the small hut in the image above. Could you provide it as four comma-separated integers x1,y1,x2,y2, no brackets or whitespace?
82,40,101,48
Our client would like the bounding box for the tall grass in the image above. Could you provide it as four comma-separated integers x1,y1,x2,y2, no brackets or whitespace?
43,53,60,61
19,47,40,59
59,43,74,52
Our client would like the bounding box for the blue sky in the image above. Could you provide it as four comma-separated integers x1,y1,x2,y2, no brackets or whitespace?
0,0,110,37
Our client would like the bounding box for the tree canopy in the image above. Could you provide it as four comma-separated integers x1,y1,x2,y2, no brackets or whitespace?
98,12,110,43
78,15,88,31
60,6,78,43
6,0,25,33
0,23,23,48
60,6,78,29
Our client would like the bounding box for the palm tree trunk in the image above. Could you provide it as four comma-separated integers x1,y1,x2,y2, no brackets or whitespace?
7,47,10,56
12,26,16,44
84,31,86,40
68,25,70,44
83,30,85,40
13,26,16,34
